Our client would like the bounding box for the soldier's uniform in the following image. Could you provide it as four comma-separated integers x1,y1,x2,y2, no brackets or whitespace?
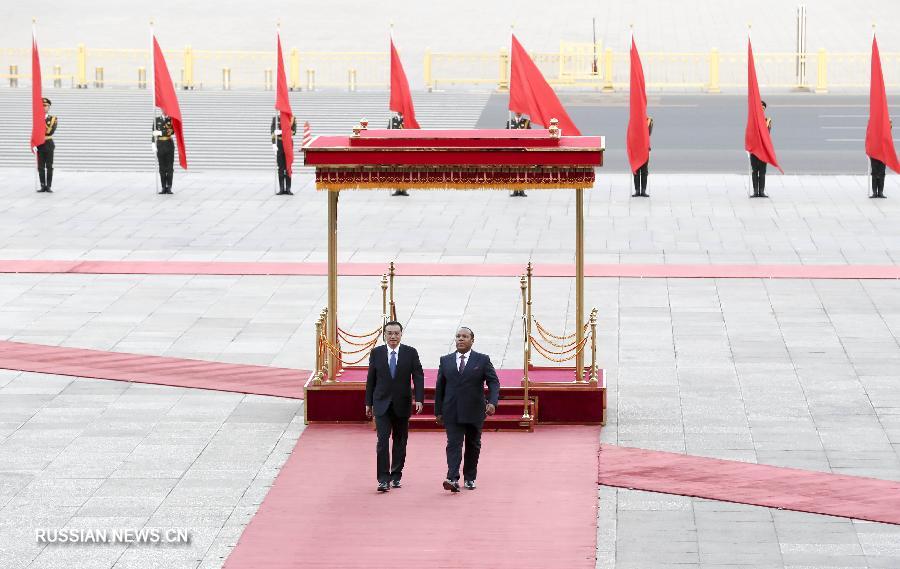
632,116,654,198
388,113,409,196
750,103,772,198
36,97,57,193
271,114,297,195
507,113,531,197
870,120,892,199
153,114,175,194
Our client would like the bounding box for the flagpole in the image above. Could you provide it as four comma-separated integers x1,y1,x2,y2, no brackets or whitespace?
747,23,753,198
274,22,280,195
508,24,514,127
150,20,159,195
629,23,634,194
389,21,394,129
32,18,39,194
869,24,875,196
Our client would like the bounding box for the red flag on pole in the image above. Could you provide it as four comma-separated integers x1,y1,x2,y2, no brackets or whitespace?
866,34,900,174
152,36,187,169
275,33,294,177
509,34,580,136
744,38,782,173
626,36,649,174
389,38,420,129
31,29,45,151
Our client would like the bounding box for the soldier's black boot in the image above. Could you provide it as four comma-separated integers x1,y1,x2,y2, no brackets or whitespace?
284,176,293,196
46,168,53,193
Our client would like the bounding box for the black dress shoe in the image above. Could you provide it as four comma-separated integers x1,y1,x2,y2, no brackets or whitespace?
442,479,460,493
377,481,389,492
391,480,401,489
284,190,294,195
464,480,476,490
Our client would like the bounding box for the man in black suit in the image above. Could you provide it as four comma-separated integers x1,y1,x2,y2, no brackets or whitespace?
365,321,424,493
434,327,500,492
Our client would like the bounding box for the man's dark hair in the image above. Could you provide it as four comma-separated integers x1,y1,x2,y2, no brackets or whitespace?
761,100,767,109
458,326,474,339
383,321,403,333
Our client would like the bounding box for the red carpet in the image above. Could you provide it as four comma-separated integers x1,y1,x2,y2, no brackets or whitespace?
598,444,900,525
0,341,306,399
4,259,900,279
224,424,601,569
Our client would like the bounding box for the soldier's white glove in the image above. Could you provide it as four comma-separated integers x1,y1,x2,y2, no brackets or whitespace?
152,130,162,136
32,147,38,153
274,129,282,136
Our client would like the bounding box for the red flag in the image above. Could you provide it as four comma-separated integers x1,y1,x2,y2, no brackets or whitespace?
153,36,187,169
866,35,900,174
626,37,649,174
31,32,45,151
389,39,420,129
509,34,580,136
744,38,782,173
275,33,294,177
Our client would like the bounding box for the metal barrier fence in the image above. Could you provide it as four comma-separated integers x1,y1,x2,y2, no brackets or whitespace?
2,43,899,92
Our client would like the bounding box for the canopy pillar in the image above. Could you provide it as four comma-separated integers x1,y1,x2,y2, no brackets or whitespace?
575,188,585,382
327,190,339,382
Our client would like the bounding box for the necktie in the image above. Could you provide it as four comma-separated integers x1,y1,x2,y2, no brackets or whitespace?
389,350,397,378
458,354,466,374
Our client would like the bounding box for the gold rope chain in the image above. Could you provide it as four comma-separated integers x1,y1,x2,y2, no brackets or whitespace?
337,329,382,346
533,319,589,341
337,325,383,339
529,336,590,363
533,324,590,348
529,334,590,359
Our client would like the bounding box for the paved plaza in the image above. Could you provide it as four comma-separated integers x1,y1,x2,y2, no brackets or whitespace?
0,170,900,567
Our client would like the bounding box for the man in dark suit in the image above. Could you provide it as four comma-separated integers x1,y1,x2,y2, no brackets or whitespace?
506,112,531,197
388,112,409,197
365,321,424,493
434,327,500,492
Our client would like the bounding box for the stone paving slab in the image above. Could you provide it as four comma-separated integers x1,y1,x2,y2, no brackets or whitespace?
0,373,303,569
1,170,899,266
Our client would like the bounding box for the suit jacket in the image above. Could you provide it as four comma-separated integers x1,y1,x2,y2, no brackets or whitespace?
434,350,500,424
365,344,424,418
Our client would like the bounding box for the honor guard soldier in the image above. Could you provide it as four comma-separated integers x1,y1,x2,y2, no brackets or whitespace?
750,101,772,198
870,120,892,199
152,113,175,194
36,97,57,193
388,112,409,196
271,114,297,195
506,112,531,197
632,116,654,197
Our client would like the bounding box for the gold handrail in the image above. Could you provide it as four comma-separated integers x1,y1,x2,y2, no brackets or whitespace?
388,261,397,321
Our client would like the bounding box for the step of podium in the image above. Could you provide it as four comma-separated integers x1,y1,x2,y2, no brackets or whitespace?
409,399,535,432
